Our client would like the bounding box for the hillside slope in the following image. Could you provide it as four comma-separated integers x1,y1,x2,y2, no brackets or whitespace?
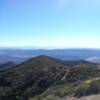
0,61,16,71
0,55,99,100
0,56,69,100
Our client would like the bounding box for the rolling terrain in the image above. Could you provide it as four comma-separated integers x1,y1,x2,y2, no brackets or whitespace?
0,55,100,100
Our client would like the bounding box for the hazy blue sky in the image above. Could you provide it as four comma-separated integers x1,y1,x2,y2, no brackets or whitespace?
0,0,100,48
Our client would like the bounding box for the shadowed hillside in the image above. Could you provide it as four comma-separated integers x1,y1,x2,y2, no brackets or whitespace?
0,55,100,100
0,62,16,71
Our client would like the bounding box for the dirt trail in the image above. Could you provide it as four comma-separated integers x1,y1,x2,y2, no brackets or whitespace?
84,77,100,84
61,94,100,100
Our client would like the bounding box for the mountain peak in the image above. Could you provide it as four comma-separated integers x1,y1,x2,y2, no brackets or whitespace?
35,55,51,59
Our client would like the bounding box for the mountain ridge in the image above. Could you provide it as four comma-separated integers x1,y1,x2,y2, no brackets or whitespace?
0,55,100,100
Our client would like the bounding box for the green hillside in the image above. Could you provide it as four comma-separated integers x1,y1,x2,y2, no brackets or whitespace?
0,55,100,100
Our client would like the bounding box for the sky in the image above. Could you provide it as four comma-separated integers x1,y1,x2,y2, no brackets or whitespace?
0,0,100,49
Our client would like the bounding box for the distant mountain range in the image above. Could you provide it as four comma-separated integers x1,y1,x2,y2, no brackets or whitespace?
0,48,100,64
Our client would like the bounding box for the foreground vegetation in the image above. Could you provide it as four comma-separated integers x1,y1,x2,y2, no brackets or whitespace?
29,79,100,100
0,55,100,100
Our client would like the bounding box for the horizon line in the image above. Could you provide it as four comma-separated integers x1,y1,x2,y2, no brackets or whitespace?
0,46,100,50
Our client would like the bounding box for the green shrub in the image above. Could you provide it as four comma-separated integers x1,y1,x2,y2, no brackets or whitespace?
75,83,90,97
89,80,100,94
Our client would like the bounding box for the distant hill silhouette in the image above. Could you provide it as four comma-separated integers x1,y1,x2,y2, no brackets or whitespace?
0,61,16,71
